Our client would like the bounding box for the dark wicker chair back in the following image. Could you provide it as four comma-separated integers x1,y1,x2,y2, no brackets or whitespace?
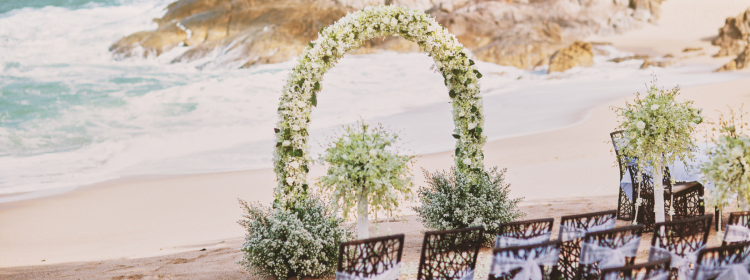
417,226,484,280
693,241,750,280
495,218,554,248
489,241,561,280
649,215,713,279
577,225,645,280
337,234,405,278
556,210,617,280
722,211,750,246
598,258,671,280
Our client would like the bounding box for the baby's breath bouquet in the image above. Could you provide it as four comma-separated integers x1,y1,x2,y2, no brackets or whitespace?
701,107,750,210
318,121,414,239
614,78,702,224
238,195,353,279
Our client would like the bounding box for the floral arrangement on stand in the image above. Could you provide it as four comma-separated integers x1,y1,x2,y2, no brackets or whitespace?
701,106,750,212
318,121,414,239
273,5,485,211
614,77,702,226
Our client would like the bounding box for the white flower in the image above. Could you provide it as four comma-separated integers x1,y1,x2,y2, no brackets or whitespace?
468,123,477,130
636,121,646,130
731,147,743,158
338,175,345,181
289,161,300,168
296,100,306,108
282,140,291,147
390,18,398,26
651,104,660,110
689,122,696,128
286,177,295,185
458,111,465,117
462,158,471,165
325,49,332,56
382,17,390,24
369,149,378,156
292,125,300,131
311,62,320,68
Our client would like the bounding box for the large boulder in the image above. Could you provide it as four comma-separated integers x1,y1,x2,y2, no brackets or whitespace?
716,45,750,71
712,8,750,57
548,41,593,73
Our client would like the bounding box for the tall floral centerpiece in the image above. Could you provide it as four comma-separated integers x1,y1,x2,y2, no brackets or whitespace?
701,107,750,211
319,121,413,239
615,79,702,225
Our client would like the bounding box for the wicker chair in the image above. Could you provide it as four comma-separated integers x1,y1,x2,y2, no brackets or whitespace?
337,234,405,280
722,211,750,246
577,225,645,280
598,258,672,280
556,210,618,280
417,226,484,280
610,131,706,231
489,241,561,280
495,218,554,248
648,215,713,280
693,241,750,280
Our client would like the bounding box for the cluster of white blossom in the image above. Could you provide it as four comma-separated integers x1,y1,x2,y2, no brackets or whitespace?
412,167,524,246
274,5,486,208
701,136,750,209
615,82,702,173
238,196,353,279
318,121,414,219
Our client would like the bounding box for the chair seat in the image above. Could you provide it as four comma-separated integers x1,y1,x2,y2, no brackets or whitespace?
664,182,700,195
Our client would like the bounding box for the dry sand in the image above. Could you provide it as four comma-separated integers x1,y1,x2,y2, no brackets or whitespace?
4,0,750,279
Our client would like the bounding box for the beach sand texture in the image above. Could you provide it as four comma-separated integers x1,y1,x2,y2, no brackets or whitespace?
3,0,750,278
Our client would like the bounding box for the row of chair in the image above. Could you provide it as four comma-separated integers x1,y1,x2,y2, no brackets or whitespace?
335,210,750,280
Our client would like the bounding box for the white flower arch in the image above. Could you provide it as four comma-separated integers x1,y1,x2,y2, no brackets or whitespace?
273,5,485,209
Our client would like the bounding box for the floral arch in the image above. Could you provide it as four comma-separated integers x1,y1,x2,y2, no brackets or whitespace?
273,5,486,209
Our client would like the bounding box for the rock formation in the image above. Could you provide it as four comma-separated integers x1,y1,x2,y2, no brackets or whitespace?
548,41,593,73
639,58,674,69
716,46,750,71
111,0,668,70
712,8,750,58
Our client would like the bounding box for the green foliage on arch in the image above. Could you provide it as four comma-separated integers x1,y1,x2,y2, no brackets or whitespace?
273,5,485,210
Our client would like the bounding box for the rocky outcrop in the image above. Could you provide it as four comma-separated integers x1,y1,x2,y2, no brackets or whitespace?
548,41,593,73
712,8,750,57
110,0,357,68
111,0,667,70
716,46,750,71
609,54,649,63
640,58,674,69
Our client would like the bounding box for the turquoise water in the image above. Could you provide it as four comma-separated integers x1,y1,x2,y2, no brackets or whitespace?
0,0,121,14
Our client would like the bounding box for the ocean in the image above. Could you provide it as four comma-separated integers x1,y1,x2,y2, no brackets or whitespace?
0,0,746,195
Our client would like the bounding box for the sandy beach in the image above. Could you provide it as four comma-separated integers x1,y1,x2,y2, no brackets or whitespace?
3,0,750,279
